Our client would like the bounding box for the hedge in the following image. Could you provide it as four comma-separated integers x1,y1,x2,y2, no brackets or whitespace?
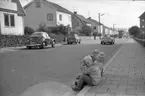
133,37,145,47
0,33,65,48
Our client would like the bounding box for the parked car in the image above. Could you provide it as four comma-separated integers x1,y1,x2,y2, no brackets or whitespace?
66,34,81,44
101,36,115,45
26,32,55,49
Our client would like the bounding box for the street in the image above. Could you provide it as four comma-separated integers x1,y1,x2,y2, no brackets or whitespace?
0,39,127,96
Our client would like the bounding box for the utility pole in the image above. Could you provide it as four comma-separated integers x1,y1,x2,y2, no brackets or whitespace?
113,24,116,36
98,13,101,37
98,13,105,37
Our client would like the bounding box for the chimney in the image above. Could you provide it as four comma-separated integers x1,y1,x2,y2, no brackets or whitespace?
74,11,77,14
88,17,91,19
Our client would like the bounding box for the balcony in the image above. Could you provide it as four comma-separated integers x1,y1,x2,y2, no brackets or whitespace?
0,0,17,11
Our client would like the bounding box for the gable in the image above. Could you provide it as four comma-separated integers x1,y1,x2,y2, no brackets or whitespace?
24,0,56,10
12,0,26,16
139,12,145,19
24,0,71,15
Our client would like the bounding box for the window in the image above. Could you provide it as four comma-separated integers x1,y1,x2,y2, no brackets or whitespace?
4,14,15,27
35,0,41,8
59,14,62,21
142,25,144,28
142,19,144,22
47,14,53,21
93,26,96,29
10,15,15,26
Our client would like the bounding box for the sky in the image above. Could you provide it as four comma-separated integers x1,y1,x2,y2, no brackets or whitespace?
20,0,145,29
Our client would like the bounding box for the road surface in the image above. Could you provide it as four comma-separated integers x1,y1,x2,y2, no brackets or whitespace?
0,38,127,96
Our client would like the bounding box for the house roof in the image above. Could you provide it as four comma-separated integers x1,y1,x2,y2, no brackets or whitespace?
0,0,26,16
44,0,71,14
11,0,26,16
87,18,99,25
139,11,145,19
73,13,90,25
24,0,71,14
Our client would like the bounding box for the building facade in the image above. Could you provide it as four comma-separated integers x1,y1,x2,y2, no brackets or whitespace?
23,0,72,30
0,0,26,35
139,12,145,33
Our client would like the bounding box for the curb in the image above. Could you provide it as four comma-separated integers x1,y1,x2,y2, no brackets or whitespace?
0,43,63,50
76,39,129,96
0,43,63,53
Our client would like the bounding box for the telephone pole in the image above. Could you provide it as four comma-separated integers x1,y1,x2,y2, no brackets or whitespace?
98,13,105,36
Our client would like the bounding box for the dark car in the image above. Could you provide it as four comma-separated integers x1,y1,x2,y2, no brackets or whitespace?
67,34,81,44
26,32,55,49
101,36,115,45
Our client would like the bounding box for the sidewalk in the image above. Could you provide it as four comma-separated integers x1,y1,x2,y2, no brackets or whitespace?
79,39,145,96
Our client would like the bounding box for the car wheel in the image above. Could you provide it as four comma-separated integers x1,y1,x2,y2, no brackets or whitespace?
51,44,55,48
26,46,31,49
40,42,45,49
51,41,55,48
39,45,44,49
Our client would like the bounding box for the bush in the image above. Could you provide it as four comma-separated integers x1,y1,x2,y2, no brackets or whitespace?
24,26,35,35
36,23,51,33
51,24,68,36
0,35,29,48
80,25,92,36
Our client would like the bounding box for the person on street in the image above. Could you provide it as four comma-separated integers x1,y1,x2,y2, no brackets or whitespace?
96,52,105,76
71,49,103,91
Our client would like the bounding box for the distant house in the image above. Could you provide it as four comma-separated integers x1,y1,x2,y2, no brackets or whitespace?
87,17,99,33
0,0,26,35
71,11,91,32
23,0,72,31
139,12,145,33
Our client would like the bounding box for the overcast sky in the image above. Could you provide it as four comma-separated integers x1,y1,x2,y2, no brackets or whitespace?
20,0,145,28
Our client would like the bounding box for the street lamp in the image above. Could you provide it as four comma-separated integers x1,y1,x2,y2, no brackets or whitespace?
98,13,105,36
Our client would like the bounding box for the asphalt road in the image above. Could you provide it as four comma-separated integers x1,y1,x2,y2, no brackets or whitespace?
0,38,127,96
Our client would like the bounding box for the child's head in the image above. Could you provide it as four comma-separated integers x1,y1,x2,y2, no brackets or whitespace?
83,55,93,67
97,52,105,63
92,49,100,57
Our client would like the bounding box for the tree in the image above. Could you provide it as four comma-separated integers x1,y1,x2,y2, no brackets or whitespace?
36,23,50,33
51,25,68,36
80,25,93,36
129,26,141,37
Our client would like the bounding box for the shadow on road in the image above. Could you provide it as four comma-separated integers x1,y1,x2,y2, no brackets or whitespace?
19,46,52,50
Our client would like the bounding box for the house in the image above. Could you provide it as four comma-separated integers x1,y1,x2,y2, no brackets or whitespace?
0,0,26,35
23,0,72,32
87,17,99,33
71,11,92,32
139,11,145,33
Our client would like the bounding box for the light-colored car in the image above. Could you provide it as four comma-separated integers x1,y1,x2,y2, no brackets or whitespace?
26,32,55,49
101,36,115,45
67,34,81,44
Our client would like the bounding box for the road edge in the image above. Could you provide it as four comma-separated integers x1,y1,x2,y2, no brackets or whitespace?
75,40,128,96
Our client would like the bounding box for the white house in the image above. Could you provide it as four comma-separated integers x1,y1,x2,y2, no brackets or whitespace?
0,0,26,35
23,0,72,30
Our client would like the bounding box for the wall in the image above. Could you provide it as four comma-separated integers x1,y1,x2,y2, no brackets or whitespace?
0,11,24,35
56,11,72,28
140,18,145,33
0,0,17,11
24,1,57,30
